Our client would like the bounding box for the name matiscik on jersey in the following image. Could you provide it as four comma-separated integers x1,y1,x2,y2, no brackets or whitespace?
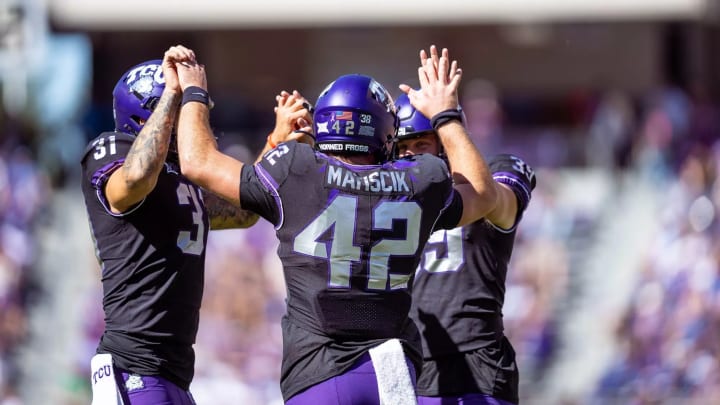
325,164,411,194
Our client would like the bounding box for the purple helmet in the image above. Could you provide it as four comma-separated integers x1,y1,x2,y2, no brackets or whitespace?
395,92,433,141
395,91,467,141
313,74,397,161
113,59,165,135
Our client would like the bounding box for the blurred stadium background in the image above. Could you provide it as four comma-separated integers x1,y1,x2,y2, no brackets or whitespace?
2,0,720,403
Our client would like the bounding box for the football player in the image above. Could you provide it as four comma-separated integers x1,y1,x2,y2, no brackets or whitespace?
81,47,264,405
173,44,499,404
396,92,537,405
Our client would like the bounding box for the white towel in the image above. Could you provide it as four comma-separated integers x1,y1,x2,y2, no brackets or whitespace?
90,353,124,405
368,339,417,405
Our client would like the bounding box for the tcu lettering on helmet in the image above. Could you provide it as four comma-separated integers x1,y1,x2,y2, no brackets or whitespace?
113,59,165,135
313,74,398,162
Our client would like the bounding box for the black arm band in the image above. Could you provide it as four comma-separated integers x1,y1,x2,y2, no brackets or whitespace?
430,108,464,131
182,86,210,107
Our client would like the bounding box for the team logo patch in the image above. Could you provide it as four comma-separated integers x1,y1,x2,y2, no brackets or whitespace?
317,122,329,134
125,374,144,392
359,126,375,136
129,76,156,96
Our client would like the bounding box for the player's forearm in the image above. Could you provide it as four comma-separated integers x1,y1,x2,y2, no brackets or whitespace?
178,101,217,186
121,89,180,194
204,191,260,230
438,121,498,224
178,101,245,206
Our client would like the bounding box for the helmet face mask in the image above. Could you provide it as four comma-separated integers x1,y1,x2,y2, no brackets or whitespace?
313,74,398,162
113,59,165,135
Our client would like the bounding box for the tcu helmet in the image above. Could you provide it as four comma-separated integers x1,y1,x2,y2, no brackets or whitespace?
395,91,467,141
313,74,398,161
113,59,165,135
395,92,433,141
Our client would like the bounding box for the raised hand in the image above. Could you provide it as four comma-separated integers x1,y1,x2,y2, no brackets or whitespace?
399,45,462,120
162,45,196,94
269,90,315,146
175,61,208,94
